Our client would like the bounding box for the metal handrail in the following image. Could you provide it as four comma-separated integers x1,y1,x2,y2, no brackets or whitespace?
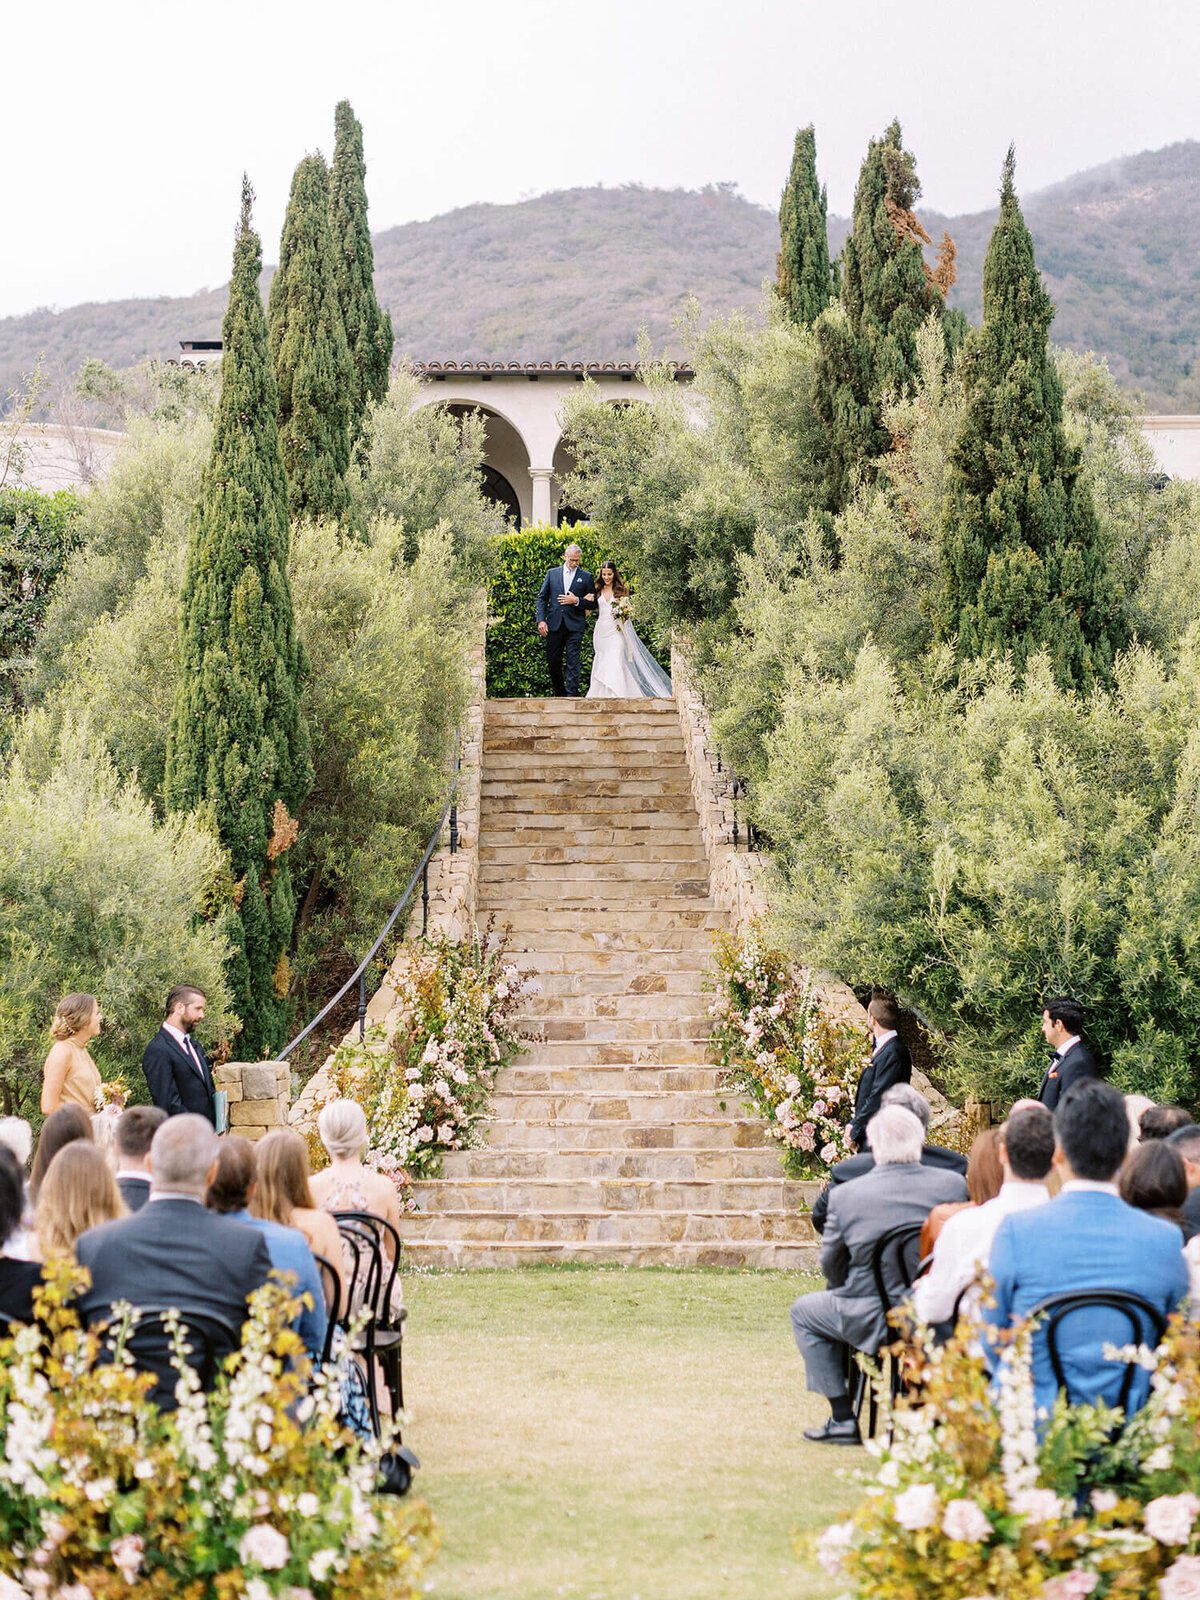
278,738,462,1060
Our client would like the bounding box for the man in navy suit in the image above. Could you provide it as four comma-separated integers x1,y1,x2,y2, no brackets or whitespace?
1037,996,1100,1111
849,996,913,1150
536,542,596,697
983,1079,1189,1424
143,984,216,1124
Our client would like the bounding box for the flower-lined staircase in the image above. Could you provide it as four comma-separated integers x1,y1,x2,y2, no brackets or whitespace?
397,697,821,1268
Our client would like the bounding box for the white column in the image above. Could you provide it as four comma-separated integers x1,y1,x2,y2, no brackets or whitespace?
529,467,554,527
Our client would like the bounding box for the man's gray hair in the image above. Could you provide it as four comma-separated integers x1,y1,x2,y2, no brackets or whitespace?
149,1114,219,1193
563,543,582,558
0,1116,32,1168
866,1105,925,1166
881,1082,931,1134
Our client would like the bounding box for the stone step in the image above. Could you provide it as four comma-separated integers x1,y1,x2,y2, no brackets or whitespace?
481,777,696,799
482,1116,772,1150
519,990,711,1016
518,1014,710,1042
436,1146,800,1181
483,908,725,932
500,1065,722,1093
497,929,717,955
480,806,701,828
486,697,676,715
484,738,689,759
479,836,704,861
409,1176,811,1213
489,1089,725,1122
481,887,714,909
399,1239,820,1269
515,950,713,975
398,1207,814,1245
523,969,710,996
516,1041,712,1068
479,858,709,881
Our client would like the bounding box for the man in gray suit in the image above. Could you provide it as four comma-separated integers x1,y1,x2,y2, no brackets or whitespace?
790,1104,968,1445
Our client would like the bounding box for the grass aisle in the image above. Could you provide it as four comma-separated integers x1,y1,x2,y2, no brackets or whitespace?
400,1266,862,1600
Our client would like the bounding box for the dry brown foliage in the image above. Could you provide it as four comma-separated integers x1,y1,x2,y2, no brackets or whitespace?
266,799,300,862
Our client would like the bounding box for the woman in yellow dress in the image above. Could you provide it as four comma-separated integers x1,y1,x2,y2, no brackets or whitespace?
40,994,103,1117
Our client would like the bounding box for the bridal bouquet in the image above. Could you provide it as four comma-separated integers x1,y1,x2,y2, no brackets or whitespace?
92,1078,131,1112
609,596,631,627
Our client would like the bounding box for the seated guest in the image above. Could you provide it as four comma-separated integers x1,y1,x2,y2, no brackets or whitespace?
206,1136,327,1364
1037,997,1099,1111
1169,1124,1200,1234
1120,1140,1193,1240
310,1099,406,1319
811,1084,968,1236
1140,1105,1194,1142
790,1105,968,1446
912,1106,1055,1331
252,1131,346,1302
849,997,913,1151
921,1127,1004,1257
983,1080,1189,1424
114,1106,167,1212
0,1148,42,1332
29,1104,93,1202
34,1144,125,1262
75,1115,272,1408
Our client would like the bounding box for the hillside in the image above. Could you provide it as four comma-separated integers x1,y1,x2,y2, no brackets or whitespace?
3,144,1200,410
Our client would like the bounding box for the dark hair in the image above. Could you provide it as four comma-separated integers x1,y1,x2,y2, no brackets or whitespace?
1042,996,1086,1036
0,1146,25,1249
1055,1079,1129,1182
115,1104,167,1160
598,560,629,601
1002,1106,1056,1181
867,995,901,1031
966,1128,1004,1204
1168,1124,1200,1163
206,1135,255,1215
1139,1105,1194,1142
30,1104,93,1197
164,984,205,1020
1119,1139,1189,1231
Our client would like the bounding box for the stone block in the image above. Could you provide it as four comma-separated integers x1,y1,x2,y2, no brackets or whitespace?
231,1098,278,1129
242,1063,280,1100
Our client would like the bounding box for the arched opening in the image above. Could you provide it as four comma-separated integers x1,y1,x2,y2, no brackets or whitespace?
551,436,583,527
444,402,532,527
480,465,521,527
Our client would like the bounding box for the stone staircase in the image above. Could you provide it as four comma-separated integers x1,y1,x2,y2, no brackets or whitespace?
398,697,820,1268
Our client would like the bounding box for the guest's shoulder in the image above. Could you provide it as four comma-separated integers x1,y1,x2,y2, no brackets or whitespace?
830,1152,871,1183
76,1214,136,1259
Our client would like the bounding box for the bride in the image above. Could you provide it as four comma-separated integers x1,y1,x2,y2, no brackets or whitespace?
586,561,673,699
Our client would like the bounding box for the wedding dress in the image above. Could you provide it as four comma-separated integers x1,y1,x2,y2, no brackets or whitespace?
586,593,673,699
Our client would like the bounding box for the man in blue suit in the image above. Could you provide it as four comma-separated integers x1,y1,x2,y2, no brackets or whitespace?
983,1079,1189,1424
536,543,596,697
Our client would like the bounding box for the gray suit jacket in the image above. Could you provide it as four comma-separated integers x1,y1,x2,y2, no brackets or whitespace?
819,1160,969,1349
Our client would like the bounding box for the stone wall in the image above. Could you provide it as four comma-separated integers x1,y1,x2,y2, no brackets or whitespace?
213,1062,290,1141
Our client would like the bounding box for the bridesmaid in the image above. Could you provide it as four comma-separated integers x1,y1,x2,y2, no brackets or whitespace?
40,994,103,1118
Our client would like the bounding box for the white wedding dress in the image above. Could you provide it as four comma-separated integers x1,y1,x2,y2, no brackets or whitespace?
586,593,673,699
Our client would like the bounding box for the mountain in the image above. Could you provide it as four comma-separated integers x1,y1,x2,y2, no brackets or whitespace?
3,145,1200,412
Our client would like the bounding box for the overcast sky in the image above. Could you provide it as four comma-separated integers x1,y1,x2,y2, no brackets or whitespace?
4,0,1199,320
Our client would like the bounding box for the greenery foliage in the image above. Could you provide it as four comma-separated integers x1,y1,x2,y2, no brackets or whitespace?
331,99,394,440
776,126,835,327
166,181,312,1059
0,488,80,716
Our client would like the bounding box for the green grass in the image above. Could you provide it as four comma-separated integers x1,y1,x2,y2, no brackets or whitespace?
400,1266,864,1600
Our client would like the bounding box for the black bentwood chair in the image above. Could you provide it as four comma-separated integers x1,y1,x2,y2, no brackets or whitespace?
97,1306,229,1410
311,1252,342,1370
1031,1289,1168,1420
332,1212,407,1436
849,1221,926,1439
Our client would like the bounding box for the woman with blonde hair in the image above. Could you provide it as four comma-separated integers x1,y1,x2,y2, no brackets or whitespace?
33,1142,125,1262
251,1130,345,1301
310,1099,404,1312
41,994,103,1117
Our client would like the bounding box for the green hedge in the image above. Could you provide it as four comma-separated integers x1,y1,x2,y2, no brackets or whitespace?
0,488,81,713
485,524,615,697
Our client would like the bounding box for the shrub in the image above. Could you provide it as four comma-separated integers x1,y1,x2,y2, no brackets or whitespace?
0,487,80,714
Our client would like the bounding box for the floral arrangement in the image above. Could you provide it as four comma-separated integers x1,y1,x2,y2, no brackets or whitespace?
609,595,631,628
708,923,867,1177
810,1311,1200,1599
306,924,527,1198
92,1079,130,1113
0,1262,437,1598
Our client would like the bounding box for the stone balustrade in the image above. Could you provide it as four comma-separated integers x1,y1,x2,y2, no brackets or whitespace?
213,1061,290,1141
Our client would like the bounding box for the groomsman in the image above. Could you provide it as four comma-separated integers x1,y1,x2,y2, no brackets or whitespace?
1037,996,1099,1112
849,997,913,1151
143,985,217,1124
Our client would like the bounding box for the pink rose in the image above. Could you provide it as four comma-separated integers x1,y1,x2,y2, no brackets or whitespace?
820,1142,838,1163
892,1482,939,1531
1042,1572,1098,1600
940,1497,992,1544
1160,1556,1200,1600
1145,1494,1200,1546
109,1536,144,1582
239,1523,289,1570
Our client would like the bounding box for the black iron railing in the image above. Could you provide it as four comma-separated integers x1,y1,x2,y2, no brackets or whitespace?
279,739,463,1060
712,750,758,853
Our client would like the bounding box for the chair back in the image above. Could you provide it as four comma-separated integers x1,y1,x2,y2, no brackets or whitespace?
312,1253,342,1367
870,1222,926,1321
1031,1290,1168,1414
333,1209,403,1326
97,1305,228,1408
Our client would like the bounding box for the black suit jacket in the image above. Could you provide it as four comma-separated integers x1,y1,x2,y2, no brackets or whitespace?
1181,1186,1200,1234
810,1143,969,1235
850,1035,913,1148
1037,1039,1100,1112
117,1174,151,1213
76,1199,272,1407
142,1027,216,1123
535,565,596,632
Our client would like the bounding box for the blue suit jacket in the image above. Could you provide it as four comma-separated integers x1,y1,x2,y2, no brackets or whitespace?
983,1190,1189,1422
536,565,595,632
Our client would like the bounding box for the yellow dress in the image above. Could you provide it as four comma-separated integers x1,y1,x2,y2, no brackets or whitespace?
54,1043,102,1115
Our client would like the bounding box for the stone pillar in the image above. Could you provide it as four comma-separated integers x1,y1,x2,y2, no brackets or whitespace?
214,1061,290,1141
529,466,554,527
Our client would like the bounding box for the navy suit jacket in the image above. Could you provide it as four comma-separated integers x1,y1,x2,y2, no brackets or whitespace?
850,1035,913,1148
983,1190,1189,1423
536,566,596,632
142,1027,216,1123
1037,1039,1100,1111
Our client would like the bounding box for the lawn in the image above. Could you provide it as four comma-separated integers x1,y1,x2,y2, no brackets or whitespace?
399,1267,863,1600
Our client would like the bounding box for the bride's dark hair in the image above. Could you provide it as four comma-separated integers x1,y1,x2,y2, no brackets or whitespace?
599,559,628,600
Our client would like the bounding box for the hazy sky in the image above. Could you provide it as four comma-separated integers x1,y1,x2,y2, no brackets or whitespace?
5,0,1199,320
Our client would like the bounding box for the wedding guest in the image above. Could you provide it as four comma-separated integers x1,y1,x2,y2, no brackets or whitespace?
920,1127,1004,1257
1036,997,1098,1111
1139,1105,1194,1142
114,1106,167,1212
849,997,912,1150
29,1105,93,1201
0,1117,33,1168
206,1136,327,1363
0,1148,42,1333
1123,1093,1157,1153
34,1143,125,1262
310,1099,405,1315
1120,1140,1193,1240
252,1131,346,1302
142,985,216,1124
1168,1124,1200,1233
40,994,103,1117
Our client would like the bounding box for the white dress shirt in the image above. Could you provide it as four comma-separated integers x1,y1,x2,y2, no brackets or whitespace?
164,1021,205,1076
911,1180,1051,1325
872,1028,898,1054
562,563,576,603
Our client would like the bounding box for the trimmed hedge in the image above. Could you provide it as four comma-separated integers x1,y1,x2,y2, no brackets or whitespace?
485,524,611,697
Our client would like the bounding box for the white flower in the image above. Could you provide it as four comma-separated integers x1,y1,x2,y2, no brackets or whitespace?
941,1497,992,1544
820,1142,837,1164
239,1522,289,1570
1145,1493,1200,1546
110,1535,144,1582
1090,1489,1119,1513
892,1482,939,1531
1145,1445,1175,1473
814,1520,855,1575
1041,1572,1099,1600
309,1551,339,1583
1160,1555,1200,1600
246,1582,272,1600
437,1123,454,1143
297,1492,320,1518
421,1037,439,1066
416,1125,434,1143
1011,1487,1067,1525
494,982,509,1000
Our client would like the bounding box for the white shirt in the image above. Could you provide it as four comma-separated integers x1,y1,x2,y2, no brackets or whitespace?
164,1021,204,1075
149,1191,204,1204
1053,1033,1081,1059
1059,1178,1120,1197
562,564,576,602
911,1180,1051,1326
115,1168,151,1185
872,1028,898,1055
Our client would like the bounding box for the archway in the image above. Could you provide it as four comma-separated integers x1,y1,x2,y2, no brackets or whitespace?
443,402,532,526
551,436,582,527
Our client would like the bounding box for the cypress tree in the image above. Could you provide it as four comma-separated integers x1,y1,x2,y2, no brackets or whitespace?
937,150,1123,690
330,99,394,439
776,125,834,327
165,179,312,1057
268,153,355,523
813,120,945,510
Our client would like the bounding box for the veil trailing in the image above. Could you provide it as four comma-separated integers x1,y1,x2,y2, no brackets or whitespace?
619,625,673,697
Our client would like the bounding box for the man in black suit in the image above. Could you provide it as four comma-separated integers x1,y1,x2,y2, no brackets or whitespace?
143,984,216,1124
535,542,596,697
76,1115,272,1408
812,1083,968,1234
1169,1125,1200,1234
849,996,913,1150
113,1105,166,1212
1037,996,1099,1111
